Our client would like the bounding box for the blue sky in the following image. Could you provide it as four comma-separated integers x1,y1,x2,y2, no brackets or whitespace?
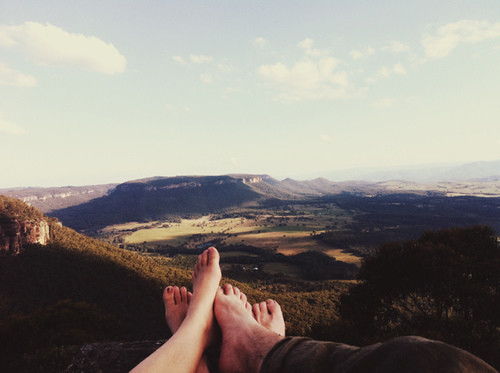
1,0,499,187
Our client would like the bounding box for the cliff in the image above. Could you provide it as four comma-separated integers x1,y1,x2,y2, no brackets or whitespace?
0,218,50,254
0,195,51,254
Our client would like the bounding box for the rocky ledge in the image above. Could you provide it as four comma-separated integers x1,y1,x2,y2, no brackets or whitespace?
65,340,165,373
0,218,50,254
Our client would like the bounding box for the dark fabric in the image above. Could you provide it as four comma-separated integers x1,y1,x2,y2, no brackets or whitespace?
260,336,498,373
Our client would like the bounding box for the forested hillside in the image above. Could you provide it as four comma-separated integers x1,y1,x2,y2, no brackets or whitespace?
0,198,347,371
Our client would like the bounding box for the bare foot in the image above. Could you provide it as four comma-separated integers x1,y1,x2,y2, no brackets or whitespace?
252,299,286,336
186,247,222,345
131,249,220,373
215,284,283,373
163,286,192,333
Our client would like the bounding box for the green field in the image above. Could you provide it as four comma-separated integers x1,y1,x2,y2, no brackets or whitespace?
101,209,362,265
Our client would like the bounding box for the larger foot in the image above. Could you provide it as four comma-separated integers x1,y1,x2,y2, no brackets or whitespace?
215,284,283,373
252,299,286,336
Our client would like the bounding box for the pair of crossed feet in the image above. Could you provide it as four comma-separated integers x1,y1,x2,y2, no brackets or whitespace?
163,285,285,338
162,247,285,373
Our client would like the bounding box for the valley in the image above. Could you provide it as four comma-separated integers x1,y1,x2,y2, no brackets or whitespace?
95,190,500,283
4,174,500,284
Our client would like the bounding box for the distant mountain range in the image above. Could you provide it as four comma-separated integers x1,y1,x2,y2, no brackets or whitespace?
1,160,499,232
320,160,500,182
0,184,117,213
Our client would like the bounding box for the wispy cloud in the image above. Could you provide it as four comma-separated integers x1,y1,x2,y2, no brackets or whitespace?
172,55,186,64
258,38,362,101
371,98,396,108
320,134,334,144
200,73,213,84
0,22,126,74
259,56,354,101
190,54,213,64
422,20,500,59
367,63,407,83
165,104,190,113
173,54,214,65
350,47,375,60
0,113,27,135
298,38,329,57
252,37,268,48
0,62,37,87
381,41,411,53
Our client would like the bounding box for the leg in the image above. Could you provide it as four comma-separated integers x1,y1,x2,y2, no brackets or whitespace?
260,335,498,373
163,286,210,373
131,247,221,373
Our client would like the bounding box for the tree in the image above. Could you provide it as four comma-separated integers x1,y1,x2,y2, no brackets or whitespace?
339,226,500,368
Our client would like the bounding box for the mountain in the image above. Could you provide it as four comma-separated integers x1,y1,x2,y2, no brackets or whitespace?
321,160,500,182
0,184,117,213
0,173,484,232
48,174,390,231
50,175,267,231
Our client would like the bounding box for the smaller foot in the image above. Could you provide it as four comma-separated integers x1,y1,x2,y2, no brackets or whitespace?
186,247,222,346
162,285,192,333
252,299,286,336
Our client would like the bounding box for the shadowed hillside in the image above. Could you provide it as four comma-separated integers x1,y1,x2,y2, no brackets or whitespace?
51,176,265,231
0,197,348,371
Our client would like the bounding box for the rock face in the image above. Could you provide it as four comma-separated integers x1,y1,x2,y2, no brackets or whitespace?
65,340,219,373
65,340,165,373
0,218,50,254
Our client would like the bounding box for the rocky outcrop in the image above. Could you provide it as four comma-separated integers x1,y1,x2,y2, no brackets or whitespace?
65,340,219,373
65,340,165,373
0,218,50,254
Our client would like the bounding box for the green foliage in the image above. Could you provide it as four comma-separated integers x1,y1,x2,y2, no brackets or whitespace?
0,200,349,371
0,195,44,221
338,226,500,368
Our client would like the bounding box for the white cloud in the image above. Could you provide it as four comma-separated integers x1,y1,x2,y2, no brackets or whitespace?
372,63,407,81
298,38,314,50
259,57,356,101
253,37,268,48
422,20,500,59
0,22,126,74
350,47,375,60
378,66,391,78
320,134,334,144
371,98,396,108
190,54,213,64
200,73,213,84
382,41,410,53
393,63,407,75
217,63,233,72
0,62,37,87
298,38,328,57
172,55,186,64
0,113,27,135
165,104,190,112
